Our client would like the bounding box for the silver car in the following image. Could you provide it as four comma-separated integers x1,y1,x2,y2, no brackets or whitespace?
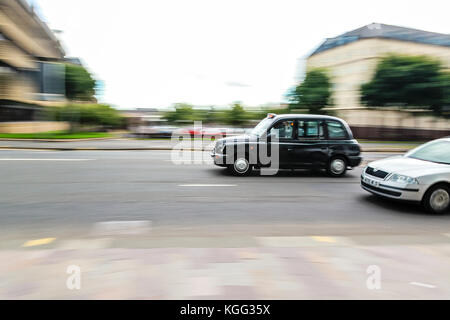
361,138,450,213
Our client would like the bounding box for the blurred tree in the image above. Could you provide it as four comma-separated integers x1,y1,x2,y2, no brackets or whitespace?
441,72,450,112
163,103,289,125
65,64,96,101
204,106,222,124
225,102,247,125
163,103,194,123
47,104,123,131
289,69,332,113
361,55,449,114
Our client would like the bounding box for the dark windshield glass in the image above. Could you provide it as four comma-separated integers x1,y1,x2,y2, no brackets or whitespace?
407,140,450,164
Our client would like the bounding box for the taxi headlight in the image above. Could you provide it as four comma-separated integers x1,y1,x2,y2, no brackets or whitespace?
215,141,225,154
387,173,418,184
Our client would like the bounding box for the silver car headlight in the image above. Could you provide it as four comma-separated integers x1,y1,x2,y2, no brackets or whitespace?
387,173,418,184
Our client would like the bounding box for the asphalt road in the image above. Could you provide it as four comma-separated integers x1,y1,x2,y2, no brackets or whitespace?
2,149,450,299
1,149,448,239
2,149,444,241
0,138,417,152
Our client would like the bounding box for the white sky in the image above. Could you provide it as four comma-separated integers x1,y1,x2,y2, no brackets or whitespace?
36,0,449,109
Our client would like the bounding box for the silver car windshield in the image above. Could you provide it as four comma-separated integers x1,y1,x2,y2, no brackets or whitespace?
251,118,273,136
406,140,450,165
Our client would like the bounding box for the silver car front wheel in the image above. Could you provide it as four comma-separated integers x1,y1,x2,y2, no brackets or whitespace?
430,189,450,212
424,184,450,214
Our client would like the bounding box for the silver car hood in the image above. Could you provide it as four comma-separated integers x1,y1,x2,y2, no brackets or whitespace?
369,156,450,178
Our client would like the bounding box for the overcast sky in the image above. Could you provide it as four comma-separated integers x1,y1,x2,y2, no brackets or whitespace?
36,0,449,109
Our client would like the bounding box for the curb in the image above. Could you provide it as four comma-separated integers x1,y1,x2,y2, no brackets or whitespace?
361,148,410,153
0,146,409,152
0,146,208,151
0,137,116,142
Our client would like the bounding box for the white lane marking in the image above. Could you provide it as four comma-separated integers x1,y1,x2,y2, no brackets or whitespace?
178,184,237,187
409,282,436,288
0,158,94,161
168,160,213,163
57,239,112,250
92,220,152,235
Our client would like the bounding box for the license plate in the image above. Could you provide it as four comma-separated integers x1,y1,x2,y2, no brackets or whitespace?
364,177,379,187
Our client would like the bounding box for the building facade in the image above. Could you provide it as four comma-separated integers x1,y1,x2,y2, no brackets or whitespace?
0,0,65,121
306,23,450,109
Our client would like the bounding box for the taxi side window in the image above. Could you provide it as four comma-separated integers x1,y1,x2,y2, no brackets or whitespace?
270,120,294,139
297,120,323,140
327,121,348,140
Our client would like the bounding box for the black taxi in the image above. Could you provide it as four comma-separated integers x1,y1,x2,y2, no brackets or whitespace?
211,114,362,176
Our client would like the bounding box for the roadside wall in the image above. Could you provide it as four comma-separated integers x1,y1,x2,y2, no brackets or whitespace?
0,121,70,133
334,108,450,140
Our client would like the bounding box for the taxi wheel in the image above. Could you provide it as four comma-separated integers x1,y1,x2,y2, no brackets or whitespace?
326,156,347,177
423,184,450,214
228,158,252,176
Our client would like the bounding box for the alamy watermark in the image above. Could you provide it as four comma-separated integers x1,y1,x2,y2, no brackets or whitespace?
366,265,381,290
66,265,81,290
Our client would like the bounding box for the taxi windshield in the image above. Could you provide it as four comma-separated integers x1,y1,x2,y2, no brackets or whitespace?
251,118,274,136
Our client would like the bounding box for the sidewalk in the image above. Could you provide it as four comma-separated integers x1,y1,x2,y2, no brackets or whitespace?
3,233,450,299
0,138,418,152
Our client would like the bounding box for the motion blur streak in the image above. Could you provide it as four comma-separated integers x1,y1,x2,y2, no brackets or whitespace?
1,0,450,300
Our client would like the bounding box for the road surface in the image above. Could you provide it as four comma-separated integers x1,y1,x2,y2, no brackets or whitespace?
1,149,450,299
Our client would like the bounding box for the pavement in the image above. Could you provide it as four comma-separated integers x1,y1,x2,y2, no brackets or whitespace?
0,138,420,152
1,149,450,299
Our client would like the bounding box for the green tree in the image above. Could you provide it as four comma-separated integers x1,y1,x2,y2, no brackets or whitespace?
163,103,195,123
289,69,332,113
225,102,247,125
436,72,450,117
65,64,96,101
47,104,123,130
204,106,222,124
361,54,449,114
